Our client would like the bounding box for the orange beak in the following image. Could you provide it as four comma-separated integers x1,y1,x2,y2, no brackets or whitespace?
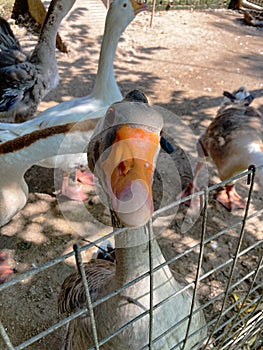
130,0,148,14
101,125,159,227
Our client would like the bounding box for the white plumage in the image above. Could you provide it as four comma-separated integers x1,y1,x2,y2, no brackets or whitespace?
0,0,147,226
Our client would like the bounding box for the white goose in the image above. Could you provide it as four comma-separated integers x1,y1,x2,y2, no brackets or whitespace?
58,96,207,349
0,118,99,227
0,0,147,201
0,0,76,122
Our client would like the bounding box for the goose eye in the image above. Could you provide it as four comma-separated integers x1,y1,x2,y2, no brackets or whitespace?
105,108,116,126
123,2,127,7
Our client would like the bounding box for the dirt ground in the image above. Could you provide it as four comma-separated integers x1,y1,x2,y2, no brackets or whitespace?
0,3,262,349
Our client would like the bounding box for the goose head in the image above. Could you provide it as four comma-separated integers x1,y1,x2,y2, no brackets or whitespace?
107,0,147,31
44,0,77,21
88,91,164,228
221,86,254,109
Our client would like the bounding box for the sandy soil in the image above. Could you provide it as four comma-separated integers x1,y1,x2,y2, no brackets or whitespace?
0,4,262,349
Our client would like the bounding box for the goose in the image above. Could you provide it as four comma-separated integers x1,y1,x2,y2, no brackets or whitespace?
0,117,99,227
58,94,207,350
0,90,173,228
0,0,76,122
177,86,263,211
0,0,147,200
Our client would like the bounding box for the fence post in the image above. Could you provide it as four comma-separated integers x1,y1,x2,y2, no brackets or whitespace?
150,0,157,28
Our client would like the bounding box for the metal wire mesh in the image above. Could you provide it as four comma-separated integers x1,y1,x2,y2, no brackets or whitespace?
148,0,229,11
0,165,262,350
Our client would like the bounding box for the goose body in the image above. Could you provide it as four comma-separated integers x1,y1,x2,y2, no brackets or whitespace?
58,94,207,349
0,0,76,122
178,87,263,210
0,0,147,201
0,118,98,227
0,0,146,138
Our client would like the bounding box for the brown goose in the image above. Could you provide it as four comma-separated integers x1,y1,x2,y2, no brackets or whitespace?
178,86,263,211
0,0,75,122
58,93,207,350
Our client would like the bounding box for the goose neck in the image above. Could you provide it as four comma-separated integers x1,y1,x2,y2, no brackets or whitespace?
31,1,70,61
114,225,166,286
249,151,263,183
92,16,126,101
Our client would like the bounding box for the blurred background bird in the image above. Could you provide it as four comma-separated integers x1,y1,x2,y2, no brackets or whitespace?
178,86,263,211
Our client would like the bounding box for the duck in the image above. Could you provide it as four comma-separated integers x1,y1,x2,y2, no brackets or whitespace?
177,86,263,211
0,0,147,201
58,93,207,350
0,0,76,122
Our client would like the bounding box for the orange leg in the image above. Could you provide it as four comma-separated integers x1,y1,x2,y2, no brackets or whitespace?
61,171,88,201
177,182,197,206
216,184,246,211
0,252,14,284
76,168,94,185
177,161,204,207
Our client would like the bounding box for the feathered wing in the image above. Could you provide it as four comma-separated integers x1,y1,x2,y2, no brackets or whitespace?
0,49,27,68
58,260,115,350
58,260,115,315
0,17,34,112
0,63,37,112
0,17,21,51
0,17,27,68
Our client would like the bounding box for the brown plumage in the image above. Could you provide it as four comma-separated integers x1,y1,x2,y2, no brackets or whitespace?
59,259,114,315
58,92,207,349
178,86,263,211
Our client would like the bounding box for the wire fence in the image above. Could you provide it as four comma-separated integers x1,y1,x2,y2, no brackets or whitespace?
148,0,230,11
0,165,262,349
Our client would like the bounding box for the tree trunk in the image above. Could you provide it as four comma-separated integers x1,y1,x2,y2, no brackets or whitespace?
12,0,29,19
